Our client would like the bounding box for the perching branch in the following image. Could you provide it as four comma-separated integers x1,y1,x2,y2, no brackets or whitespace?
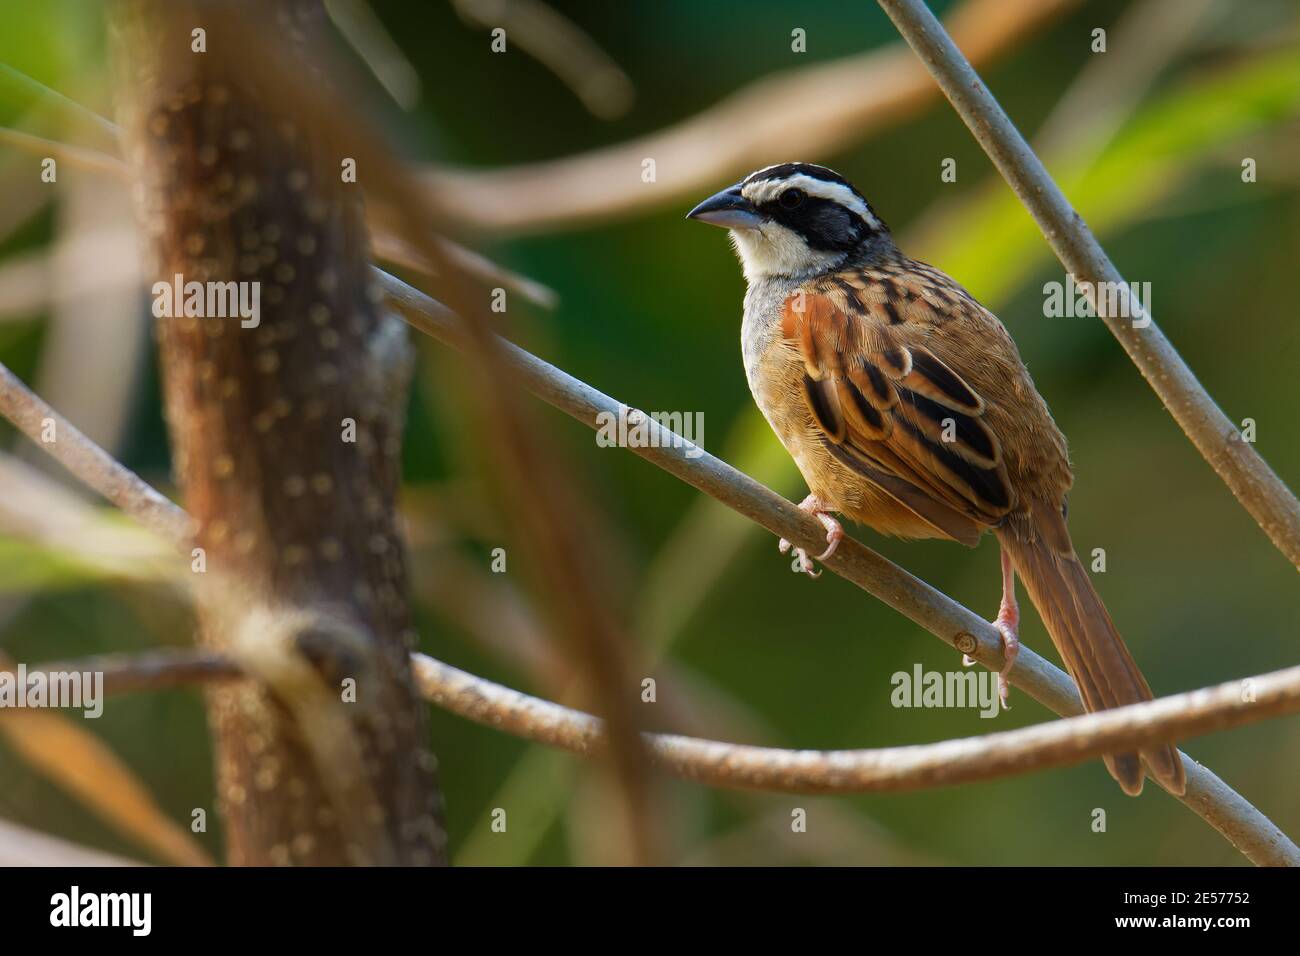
379,269,1300,866
14,650,1300,799
877,0,1300,571
421,0,1079,233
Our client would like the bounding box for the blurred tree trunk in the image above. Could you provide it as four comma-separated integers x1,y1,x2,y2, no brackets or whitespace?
113,0,445,865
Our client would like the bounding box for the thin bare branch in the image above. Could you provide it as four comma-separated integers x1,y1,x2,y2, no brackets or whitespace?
450,0,634,119
28,649,241,694
369,228,558,310
421,0,1078,233
877,0,1300,570
0,452,184,587
408,656,1300,796
0,360,191,545
324,0,422,110
16,646,1300,854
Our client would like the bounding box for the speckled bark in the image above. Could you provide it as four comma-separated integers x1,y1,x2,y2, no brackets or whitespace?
113,0,445,865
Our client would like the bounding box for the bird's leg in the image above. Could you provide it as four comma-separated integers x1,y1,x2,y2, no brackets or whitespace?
962,548,1020,708
778,494,843,578
992,549,1020,707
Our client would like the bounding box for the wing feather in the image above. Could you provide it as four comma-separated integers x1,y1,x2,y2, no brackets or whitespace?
782,285,1014,538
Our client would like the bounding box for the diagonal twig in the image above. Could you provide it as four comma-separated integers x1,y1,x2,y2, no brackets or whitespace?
877,0,1300,571
449,0,634,119
0,361,191,545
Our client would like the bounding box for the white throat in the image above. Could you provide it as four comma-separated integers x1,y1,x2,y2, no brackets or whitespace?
729,222,846,283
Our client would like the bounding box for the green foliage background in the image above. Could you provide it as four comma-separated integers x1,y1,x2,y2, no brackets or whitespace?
0,0,1297,865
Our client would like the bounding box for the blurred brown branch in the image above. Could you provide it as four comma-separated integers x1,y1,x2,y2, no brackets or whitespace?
0,5,658,865
225,13,666,862
420,0,1079,233
112,0,446,866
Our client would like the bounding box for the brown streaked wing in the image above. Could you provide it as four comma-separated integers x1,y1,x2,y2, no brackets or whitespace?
782,287,1014,540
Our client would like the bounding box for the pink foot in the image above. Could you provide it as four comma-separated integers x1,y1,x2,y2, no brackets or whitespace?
967,549,1020,709
993,609,1020,710
778,494,842,579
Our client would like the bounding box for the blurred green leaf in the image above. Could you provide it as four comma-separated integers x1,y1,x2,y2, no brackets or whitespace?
0,535,98,591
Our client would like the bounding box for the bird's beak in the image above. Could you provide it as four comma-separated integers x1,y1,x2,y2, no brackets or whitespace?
686,185,763,229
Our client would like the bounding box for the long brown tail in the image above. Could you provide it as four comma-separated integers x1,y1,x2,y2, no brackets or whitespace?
996,515,1185,797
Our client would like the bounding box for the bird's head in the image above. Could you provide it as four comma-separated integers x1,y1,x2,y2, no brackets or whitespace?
687,163,888,282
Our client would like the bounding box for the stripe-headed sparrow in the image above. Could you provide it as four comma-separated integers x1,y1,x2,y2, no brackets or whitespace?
688,162,1184,797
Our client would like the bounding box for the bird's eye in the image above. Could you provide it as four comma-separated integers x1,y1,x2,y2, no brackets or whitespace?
779,188,805,209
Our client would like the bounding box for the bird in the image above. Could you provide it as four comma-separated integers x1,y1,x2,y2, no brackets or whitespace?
687,162,1185,797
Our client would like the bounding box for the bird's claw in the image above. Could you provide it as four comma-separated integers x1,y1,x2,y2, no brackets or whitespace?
780,495,842,579
961,617,1018,709
815,522,843,561
779,537,822,577
993,615,1020,710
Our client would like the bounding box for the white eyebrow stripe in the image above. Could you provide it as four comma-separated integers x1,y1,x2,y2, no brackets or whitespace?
741,173,879,229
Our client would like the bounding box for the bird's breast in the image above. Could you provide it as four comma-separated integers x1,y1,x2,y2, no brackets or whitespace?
738,279,958,540
740,283,849,500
